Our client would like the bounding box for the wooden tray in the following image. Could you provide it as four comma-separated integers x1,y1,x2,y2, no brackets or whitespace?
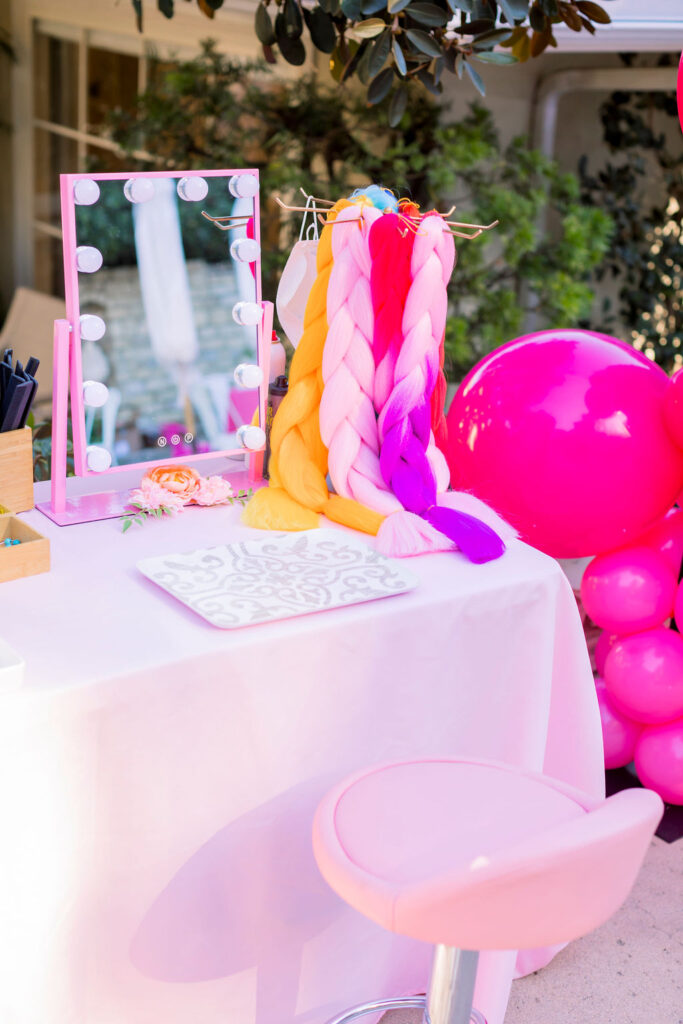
0,514,50,583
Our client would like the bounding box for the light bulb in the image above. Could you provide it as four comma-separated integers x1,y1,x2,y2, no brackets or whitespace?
230,237,260,264
232,301,262,326
73,179,100,206
234,364,264,390
76,246,103,274
177,176,209,202
237,424,266,451
86,445,112,472
123,178,155,204
79,314,106,341
82,381,109,408
228,174,259,199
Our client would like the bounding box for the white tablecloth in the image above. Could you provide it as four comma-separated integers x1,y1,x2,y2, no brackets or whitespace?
0,481,603,1024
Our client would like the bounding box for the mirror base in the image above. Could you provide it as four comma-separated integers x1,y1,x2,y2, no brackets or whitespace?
36,469,260,527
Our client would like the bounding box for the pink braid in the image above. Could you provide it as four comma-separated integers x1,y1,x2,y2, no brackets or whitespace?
319,204,403,516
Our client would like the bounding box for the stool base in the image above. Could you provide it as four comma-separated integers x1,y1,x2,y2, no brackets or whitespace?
323,946,486,1024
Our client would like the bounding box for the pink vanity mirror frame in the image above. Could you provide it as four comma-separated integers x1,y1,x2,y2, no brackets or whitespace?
37,169,272,527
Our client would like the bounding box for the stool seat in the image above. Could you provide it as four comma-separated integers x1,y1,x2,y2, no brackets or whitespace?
313,757,663,953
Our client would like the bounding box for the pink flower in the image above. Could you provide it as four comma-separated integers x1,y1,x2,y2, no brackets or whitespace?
192,475,235,506
129,478,186,514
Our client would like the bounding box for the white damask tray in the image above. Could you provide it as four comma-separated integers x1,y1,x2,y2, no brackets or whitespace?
137,530,418,629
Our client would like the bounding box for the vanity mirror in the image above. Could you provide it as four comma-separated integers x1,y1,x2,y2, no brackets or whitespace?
37,169,273,526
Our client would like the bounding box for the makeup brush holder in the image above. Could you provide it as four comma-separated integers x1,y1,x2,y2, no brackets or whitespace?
0,427,34,514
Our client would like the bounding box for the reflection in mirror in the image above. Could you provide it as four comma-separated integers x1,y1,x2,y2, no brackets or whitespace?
72,174,260,468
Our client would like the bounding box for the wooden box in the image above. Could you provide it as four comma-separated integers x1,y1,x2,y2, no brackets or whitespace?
0,427,34,513
0,514,50,583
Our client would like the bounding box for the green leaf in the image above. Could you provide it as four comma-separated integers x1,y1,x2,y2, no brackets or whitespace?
306,7,337,51
458,18,494,33
417,67,442,94
405,3,448,27
201,0,224,8
131,0,143,31
158,0,174,17
255,2,276,45
392,37,407,75
122,518,132,533
445,0,473,10
473,50,518,63
529,4,545,31
455,51,464,77
471,28,514,48
362,0,389,12
367,66,394,103
341,0,363,18
498,0,528,20
368,28,392,77
354,18,387,37
404,28,442,57
283,0,304,37
464,58,486,95
355,39,375,83
388,0,412,10
389,83,408,126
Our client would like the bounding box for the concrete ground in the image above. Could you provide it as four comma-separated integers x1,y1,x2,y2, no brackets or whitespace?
382,837,682,1024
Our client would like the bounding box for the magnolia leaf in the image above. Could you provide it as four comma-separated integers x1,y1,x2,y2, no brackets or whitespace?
368,28,392,76
464,58,486,95
278,32,307,63
473,50,517,63
367,66,394,103
255,2,276,45
388,0,412,10
472,28,514,48
158,0,174,17
529,24,551,56
416,67,442,94
559,4,583,30
362,0,389,12
283,0,304,37
392,37,407,75
446,0,473,10
579,14,596,33
458,18,495,33
405,3,449,27
262,42,277,62
201,0,224,8
455,51,464,77
354,18,388,37
197,0,216,16
342,39,367,82
132,0,143,31
529,4,546,31
576,0,611,24
404,28,442,57
389,83,408,126
341,0,363,17
498,0,528,21
512,30,530,60
306,7,337,51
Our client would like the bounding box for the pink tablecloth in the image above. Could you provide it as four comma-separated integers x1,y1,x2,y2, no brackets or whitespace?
0,480,603,1024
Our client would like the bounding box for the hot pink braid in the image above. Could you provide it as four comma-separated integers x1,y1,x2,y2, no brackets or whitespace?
319,203,403,516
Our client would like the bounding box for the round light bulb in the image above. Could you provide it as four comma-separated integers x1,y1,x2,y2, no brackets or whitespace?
177,176,209,202
82,381,109,408
76,246,103,274
79,314,106,341
86,445,112,472
73,179,100,206
232,301,262,326
228,174,259,199
230,237,260,264
234,364,264,390
123,178,155,204
237,424,266,451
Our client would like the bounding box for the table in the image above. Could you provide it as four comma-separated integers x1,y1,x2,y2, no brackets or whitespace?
0,478,604,1024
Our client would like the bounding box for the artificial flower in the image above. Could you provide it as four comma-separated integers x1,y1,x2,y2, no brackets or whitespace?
192,475,235,506
143,464,200,501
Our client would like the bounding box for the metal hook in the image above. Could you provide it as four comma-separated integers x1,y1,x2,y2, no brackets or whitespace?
201,211,251,231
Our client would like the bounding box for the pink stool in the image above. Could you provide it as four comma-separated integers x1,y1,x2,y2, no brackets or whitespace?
313,758,663,1024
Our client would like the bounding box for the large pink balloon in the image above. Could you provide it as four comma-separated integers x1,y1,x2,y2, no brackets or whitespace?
635,718,683,805
594,631,617,676
632,507,683,576
605,628,683,724
675,581,683,632
446,330,683,557
580,546,677,636
595,678,643,769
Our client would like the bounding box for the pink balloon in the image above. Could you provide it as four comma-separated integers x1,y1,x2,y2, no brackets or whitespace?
605,628,683,724
664,367,683,451
631,507,683,576
580,546,677,636
675,581,683,632
594,631,618,676
635,717,683,805
446,330,683,557
595,678,643,769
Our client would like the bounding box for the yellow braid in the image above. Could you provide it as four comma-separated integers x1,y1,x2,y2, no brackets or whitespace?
243,198,384,535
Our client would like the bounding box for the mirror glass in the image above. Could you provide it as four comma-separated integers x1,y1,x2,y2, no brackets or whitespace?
69,171,262,470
